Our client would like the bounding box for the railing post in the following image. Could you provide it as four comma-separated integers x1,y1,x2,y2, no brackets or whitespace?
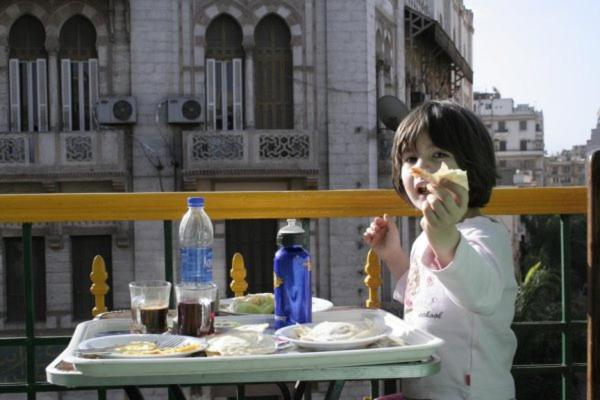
364,249,382,309
90,255,109,317
587,150,600,400
23,223,36,400
230,252,248,297
560,215,572,399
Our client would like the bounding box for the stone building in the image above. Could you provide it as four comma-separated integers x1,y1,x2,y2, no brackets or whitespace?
587,109,600,155
0,0,472,398
474,90,545,187
544,146,586,186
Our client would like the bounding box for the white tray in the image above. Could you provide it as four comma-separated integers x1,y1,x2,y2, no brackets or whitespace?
54,309,443,378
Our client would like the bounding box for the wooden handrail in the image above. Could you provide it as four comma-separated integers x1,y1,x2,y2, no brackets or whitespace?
0,187,587,223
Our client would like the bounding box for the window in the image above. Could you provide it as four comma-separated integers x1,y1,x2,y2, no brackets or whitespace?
519,120,527,131
59,16,98,132
536,123,542,132
4,237,46,322
71,235,113,321
206,15,244,130
520,140,527,151
498,160,507,167
255,15,293,129
8,15,48,132
497,121,506,132
498,140,506,151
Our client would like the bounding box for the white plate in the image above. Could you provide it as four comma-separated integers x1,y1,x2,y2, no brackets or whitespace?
77,334,207,359
275,321,392,351
219,295,333,315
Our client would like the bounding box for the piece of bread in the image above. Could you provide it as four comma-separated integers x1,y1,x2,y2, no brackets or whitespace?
410,162,469,190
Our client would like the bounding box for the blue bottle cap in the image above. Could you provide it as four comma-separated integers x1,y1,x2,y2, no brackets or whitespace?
187,197,204,207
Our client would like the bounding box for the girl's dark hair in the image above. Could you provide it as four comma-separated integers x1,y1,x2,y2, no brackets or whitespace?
391,100,498,208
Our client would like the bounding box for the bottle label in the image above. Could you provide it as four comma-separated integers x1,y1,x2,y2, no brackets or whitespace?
180,247,213,283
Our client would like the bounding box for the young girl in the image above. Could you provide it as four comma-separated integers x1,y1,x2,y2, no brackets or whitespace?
364,101,517,400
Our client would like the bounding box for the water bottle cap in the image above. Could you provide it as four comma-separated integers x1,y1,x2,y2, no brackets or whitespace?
187,197,204,207
277,219,306,247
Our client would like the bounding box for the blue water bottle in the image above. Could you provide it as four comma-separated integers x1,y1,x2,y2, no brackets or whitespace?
179,197,214,283
274,219,312,328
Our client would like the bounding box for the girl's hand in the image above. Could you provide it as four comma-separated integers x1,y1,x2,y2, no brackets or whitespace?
363,214,409,279
420,179,469,265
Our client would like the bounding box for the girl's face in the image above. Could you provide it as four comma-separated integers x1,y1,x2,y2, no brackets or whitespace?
400,132,460,209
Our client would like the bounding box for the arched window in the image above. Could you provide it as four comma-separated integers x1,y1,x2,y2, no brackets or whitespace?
205,15,244,130
59,15,98,131
254,15,292,129
8,15,48,132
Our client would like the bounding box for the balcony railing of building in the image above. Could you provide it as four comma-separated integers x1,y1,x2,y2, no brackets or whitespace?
0,130,128,190
0,180,598,399
181,130,318,185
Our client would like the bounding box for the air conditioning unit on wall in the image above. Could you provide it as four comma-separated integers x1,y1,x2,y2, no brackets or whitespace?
167,97,203,124
96,97,137,124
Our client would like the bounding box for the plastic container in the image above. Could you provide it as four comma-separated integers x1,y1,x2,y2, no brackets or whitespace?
178,197,214,283
273,219,312,328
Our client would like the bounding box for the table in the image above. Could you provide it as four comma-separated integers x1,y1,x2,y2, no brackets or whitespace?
46,309,441,400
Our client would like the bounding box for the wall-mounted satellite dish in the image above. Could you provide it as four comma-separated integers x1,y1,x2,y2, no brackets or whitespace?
377,95,409,131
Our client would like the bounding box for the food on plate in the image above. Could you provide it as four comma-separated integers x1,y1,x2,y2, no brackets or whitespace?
410,162,469,190
206,331,277,356
230,293,274,314
113,340,202,356
293,319,386,342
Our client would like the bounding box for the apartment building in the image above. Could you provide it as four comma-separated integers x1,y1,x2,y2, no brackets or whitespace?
544,146,586,186
0,1,472,397
474,90,545,187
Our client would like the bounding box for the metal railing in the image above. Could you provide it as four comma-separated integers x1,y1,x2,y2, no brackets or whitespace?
0,186,591,399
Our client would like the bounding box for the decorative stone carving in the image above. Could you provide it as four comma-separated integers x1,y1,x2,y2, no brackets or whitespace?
65,136,93,162
0,136,26,163
259,133,309,159
191,134,244,160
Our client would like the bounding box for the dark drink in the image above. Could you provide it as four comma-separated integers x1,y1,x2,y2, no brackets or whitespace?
177,301,215,337
140,306,168,334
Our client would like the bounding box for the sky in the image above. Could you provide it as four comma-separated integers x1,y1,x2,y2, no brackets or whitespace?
462,0,600,154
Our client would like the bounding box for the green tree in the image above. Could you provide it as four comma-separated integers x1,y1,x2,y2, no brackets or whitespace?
514,214,587,399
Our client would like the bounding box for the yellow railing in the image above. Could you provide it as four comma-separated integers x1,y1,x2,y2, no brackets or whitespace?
0,187,587,223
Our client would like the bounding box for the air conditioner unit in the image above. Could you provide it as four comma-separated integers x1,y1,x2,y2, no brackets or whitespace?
167,97,202,124
96,97,137,124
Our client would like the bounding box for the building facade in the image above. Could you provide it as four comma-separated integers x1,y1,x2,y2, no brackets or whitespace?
544,145,586,186
474,90,545,187
0,0,472,397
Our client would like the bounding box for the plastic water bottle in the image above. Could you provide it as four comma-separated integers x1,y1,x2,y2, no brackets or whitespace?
179,197,214,283
273,219,312,328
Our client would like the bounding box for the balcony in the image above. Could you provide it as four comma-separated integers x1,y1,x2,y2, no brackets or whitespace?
182,130,318,186
0,130,128,188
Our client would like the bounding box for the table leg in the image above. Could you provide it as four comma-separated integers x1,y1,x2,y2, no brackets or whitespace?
236,384,245,400
294,381,306,400
324,381,345,400
168,385,186,400
123,386,144,400
370,379,380,398
275,382,292,399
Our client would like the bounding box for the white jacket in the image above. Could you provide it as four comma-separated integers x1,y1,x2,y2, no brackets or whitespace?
394,216,518,400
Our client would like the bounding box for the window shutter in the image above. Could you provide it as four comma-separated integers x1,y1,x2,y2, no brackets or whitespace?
206,59,216,130
88,59,98,129
61,59,72,131
36,59,48,132
9,59,21,132
233,58,243,130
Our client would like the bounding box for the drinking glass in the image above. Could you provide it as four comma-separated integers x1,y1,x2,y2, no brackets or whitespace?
128,280,171,334
175,282,218,337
